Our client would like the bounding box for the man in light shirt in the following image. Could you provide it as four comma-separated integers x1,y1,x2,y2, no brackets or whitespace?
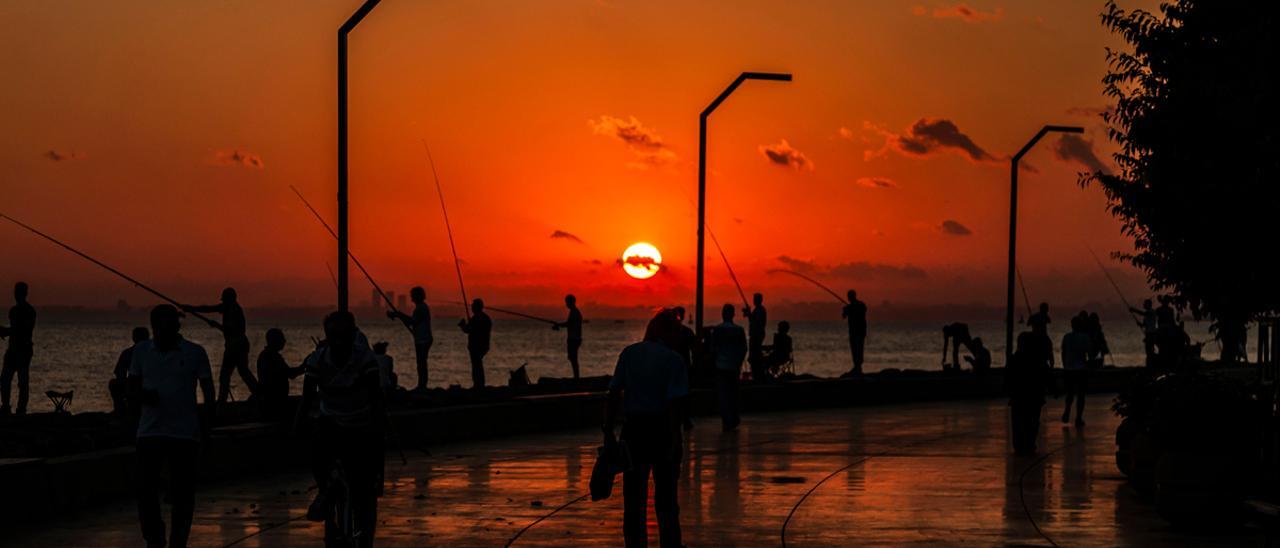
1060,313,1093,427
129,304,216,548
710,303,747,432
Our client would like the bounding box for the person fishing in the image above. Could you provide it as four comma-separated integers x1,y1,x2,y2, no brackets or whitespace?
1129,299,1158,366
842,289,868,376
602,309,688,547
1027,302,1051,336
553,294,584,380
298,310,385,546
1005,330,1053,455
1086,312,1110,367
386,286,433,392
109,326,150,414
129,304,216,548
458,299,492,389
1061,313,1092,427
744,293,768,382
941,322,972,372
710,303,747,432
0,282,37,415
183,287,259,404
256,328,305,420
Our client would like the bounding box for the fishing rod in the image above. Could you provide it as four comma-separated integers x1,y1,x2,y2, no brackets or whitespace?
324,261,339,289
1086,244,1144,330
0,212,221,329
767,269,848,305
287,186,412,335
1015,266,1033,318
706,225,751,310
422,141,471,322
426,299,558,324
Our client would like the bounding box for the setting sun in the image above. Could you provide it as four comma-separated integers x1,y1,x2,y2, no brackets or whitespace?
622,242,662,280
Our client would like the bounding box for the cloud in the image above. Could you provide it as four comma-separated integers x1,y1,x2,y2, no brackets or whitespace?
758,139,813,171
44,149,85,162
1053,134,1111,175
913,3,1004,23
550,230,584,244
939,219,973,236
855,177,897,189
776,255,926,280
1066,105,1113,119
866,118,996,163
837,127,856,140
212,148,264,169
589,115,676,167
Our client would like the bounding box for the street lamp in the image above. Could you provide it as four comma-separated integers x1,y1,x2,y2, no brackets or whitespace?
695,71,792,333
337,0,383,312
1005,125,1084,361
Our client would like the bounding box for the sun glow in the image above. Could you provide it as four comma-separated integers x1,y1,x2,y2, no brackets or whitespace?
621,242,662,280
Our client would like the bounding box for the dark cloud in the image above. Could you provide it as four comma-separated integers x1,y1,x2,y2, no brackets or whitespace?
867,118,996,163
1053,134,1111,175
589,115,676,166
1066,105,1113,119
759,139,813,171
550,230,584,244
855,177,897,189
212,148,264,169
775,255,926,280
585,259,604,266
44,149,84,162
939,219,973,236
622,255,658,269
913,3,1004,23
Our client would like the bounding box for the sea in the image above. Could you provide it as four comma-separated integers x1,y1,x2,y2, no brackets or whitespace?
16,315,1220,414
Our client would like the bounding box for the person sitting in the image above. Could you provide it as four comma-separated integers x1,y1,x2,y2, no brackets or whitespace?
963,337,992,375
256,328,305,420
372,341,398,393
763,321,794,377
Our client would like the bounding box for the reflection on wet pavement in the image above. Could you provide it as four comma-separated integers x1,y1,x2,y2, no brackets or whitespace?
11,397,1264,546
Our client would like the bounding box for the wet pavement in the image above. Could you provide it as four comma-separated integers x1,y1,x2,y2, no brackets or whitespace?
11,396,1265,546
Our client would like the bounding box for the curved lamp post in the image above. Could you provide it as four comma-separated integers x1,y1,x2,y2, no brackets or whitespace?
337,0,383,311
1005,125,1084,361
695,72,792,332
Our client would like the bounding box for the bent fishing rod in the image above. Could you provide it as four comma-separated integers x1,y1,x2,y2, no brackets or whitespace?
767,269,848,305
422,141,472,323
1086,244,1144,331
0,213,221,329
706,224,751,310
1016,266,1033,318
428,299,558,324
288,186,412,334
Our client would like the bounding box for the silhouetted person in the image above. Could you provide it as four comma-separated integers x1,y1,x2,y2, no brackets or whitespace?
183,287,259,404
964,337,992,375
299,311,385,547
941,322,972,371
1005,331,1052,455
710,304,746,431
744,293,767,382
764,320,794,377
1061,314,1091,426
602,310,688,547
1027,302,1051,336
1130,299,1157,366
110,326,150,414
1156,296,1177,330
842,290,868,375
0,282,36,415
373,341,397,393
671,306,697,430
1086,312,1109,367
458,299,491,389
129,304,215,548
256,328,304,420
553,294,584,379
387,286,432,392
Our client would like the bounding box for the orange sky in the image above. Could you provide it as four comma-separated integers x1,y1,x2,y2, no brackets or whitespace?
0,1,1160,313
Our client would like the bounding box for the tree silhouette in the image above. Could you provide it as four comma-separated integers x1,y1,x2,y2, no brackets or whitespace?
1085,1,1278,361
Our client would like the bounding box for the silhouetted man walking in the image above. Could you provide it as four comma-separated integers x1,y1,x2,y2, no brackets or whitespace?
110,326,150,414
603,310,688,547
129,304,215,548
554,294,584,379
1061,313,1092,426
1006,331,1052,455
744,293,767,382
184,288,258,404
387,286,433,391
459,299,491,389
0,282,37,415
710,304,746,432
842,289,868,375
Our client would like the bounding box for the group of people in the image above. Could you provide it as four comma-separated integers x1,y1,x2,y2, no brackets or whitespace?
1132,297,1195,368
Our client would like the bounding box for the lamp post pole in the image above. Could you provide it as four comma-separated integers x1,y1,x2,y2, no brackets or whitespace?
695,71,792,333
337,0,383,311
1006,125,1084,361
